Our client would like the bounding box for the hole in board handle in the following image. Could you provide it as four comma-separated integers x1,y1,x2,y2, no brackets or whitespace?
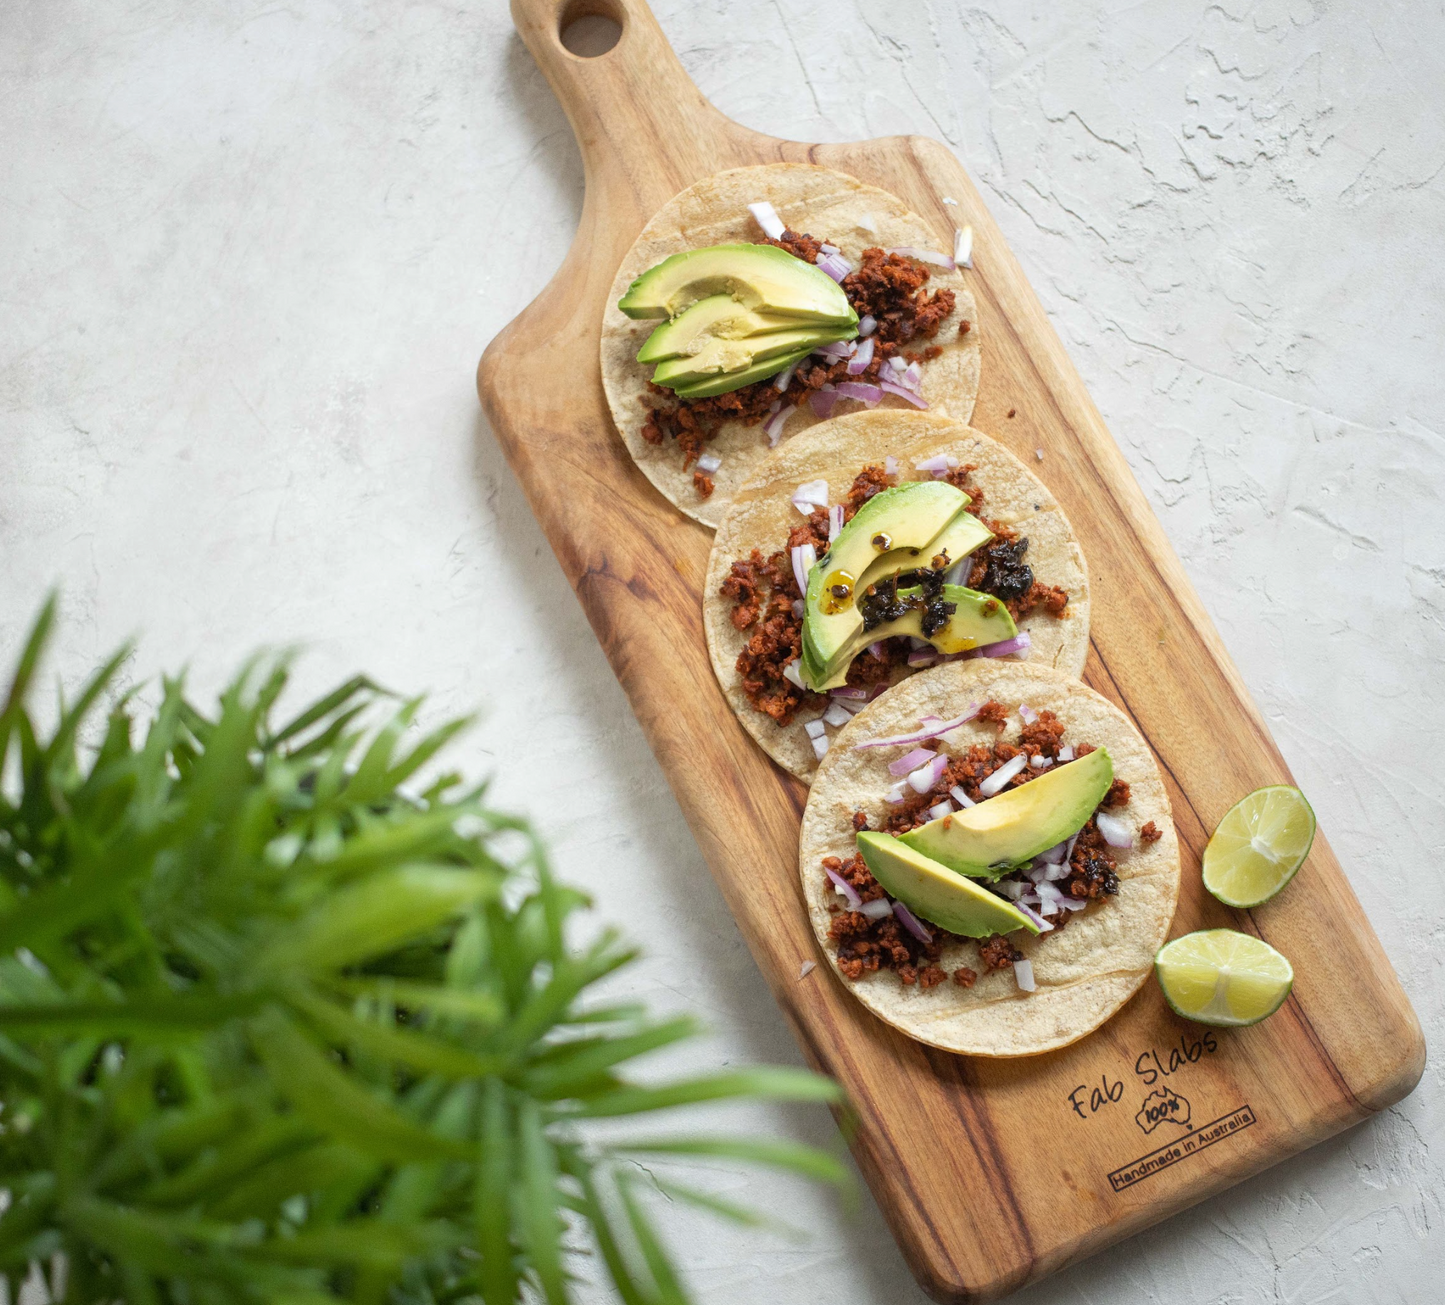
559,0,622,57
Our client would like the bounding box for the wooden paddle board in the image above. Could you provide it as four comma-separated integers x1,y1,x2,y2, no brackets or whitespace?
478,1,1424,1298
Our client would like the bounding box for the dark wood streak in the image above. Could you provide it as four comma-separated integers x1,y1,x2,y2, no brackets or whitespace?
484,2,1424,1299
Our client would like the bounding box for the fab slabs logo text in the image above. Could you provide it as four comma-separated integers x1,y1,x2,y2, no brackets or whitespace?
1135,1086,1191,1134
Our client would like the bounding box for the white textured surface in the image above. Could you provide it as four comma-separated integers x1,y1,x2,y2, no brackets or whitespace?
2,1,1441,1300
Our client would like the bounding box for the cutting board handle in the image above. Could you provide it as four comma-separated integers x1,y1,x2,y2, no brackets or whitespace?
509,0,766,204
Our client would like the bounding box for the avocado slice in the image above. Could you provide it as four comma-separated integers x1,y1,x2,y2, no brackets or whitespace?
856,833,1040,938
652,323,854,390
856,509,992,597
666,343,820,400
802,482,975,676
637,294,810,364
618,243,857,325
899,748,1114,878
807,584,1017,690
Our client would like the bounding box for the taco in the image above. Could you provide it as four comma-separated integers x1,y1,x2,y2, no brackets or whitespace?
602,163,981,528
703,410,1089,783
799,660,1180,1057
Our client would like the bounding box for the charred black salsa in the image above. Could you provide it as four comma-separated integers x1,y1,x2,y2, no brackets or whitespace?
641,232,963,499
822,703,1163,988
720,463,1069,727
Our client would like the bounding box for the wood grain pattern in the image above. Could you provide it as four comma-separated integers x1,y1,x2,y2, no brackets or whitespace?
478,2,1425,1299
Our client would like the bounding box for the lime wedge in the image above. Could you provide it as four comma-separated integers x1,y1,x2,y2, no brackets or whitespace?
1155,929,1293,1027
1202,785,1315,908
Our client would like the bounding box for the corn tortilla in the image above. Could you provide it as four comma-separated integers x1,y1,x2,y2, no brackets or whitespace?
799,660,1180,1057
703,411,1089,783
602,163,981,528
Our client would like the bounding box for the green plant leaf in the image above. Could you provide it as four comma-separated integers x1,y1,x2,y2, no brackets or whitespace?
250,1008,466,1163
288,986,504,1079
257,865,496,974
612,1137,851,1187
0,604,848,1305
475,1078,519,1305
515,1097,569,1305
567,1067,843,1118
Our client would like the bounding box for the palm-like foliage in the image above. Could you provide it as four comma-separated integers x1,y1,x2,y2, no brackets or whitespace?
0,600,845,1303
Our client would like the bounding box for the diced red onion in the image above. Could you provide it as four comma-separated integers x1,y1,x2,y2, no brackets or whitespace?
1095,812,1134,849
768,398,781,415
812,734,830,761
1029,754,1052,769
1013,906,1052,936
1057,897,1086,912
847,336,875,374
748,201,786,239
886,246,956,270
810,385,840,419
1035,882,1064,916
1037,839,1068,865
790,542,816,595
997,878,1027,900
830,686,869,700
803,718,827,740
799,959,816,978
836,697,866,716
893,901,934,943
791,479,829,514
902,361,923,392
888,746,936,777
906,649,938,668
696,452,722,474
819,243,840,256
867,640,887,659
1024,862,1049,885
953,224,974,269
883,454,898,478
949,784,976,809
773,359,800,392
1057,744,1074,762
978,752,1027,797
1019,704,1038,725
859,314,877,337
907,637,930,650
1064,829,1081,864
814,340,855,362
763,403,795,447
822,701,852,728
828,504,844,543
927,799,953,822
791,599,804,619
854,703,981,750
824,866,863,909
978,631,1032,660
914,453,958,474
1013,958,1037,990
886,355,906,376
816,252,851,282
879,379,929,409
783,659,805,689
884,780,908,805
907,753,950,793
835,381,882,405
858,898,893,921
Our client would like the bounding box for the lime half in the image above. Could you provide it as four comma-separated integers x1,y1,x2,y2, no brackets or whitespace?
1156,929,1293,1027
1202,785,1315,908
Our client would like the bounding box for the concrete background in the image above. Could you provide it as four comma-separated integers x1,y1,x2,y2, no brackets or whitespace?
2,0,1441,1300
